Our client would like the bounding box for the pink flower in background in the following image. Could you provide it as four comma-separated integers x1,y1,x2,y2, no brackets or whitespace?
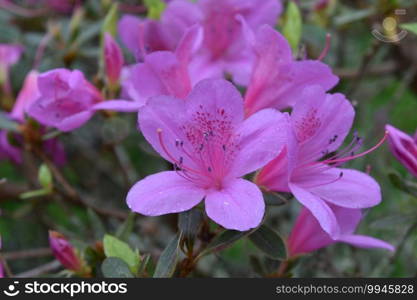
288,205,394,257
104,33,124,87
95,25,202,113
118,0,201,61
385,125,417,178
10,70,40,122
256,86,384,238
0,44,23,93
187,0,282,86
127,79,287,231
49,231,82,271
119,0,281,85
0,71,66,165
28,69,103,132
244,25,338,117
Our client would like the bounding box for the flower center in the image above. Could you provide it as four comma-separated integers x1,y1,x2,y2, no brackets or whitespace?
157,106,239,189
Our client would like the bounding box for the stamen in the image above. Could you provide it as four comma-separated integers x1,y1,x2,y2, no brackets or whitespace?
321,131,388,165
318,33,331,61
304,171,344,188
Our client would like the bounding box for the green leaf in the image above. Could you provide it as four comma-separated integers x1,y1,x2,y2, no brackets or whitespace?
103,234,139,274
249,225,287,260
87,209,106,240
282,1,302,52
102,2,118,36
101,257,134,278
400,23,417,35
38,164,53,191
116,212,136,241
144,0,166,20
178,207,203,240
153,233,181,278
200,230,249,257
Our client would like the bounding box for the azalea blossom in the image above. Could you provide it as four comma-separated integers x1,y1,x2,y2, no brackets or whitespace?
27,68,103,132
118,0,201,61
119,0,282,85
127,79,287,231
256,85,385,238
95,25,202,113
385,124,417,178
243,25,338,116
288,205,394,257
0,71,66,165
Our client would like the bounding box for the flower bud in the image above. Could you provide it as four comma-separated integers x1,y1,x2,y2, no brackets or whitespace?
104,33,124,88
49,231,82,272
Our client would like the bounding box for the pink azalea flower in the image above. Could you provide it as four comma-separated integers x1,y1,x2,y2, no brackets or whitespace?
288,205,394,257
119,0,281,85
256,85,385,238
0,71,66,165
118,0,201,61
104,33,124,87
27,69,103,132
127,79,287,231
95,25,202,113
187,0,283,86
385,125,417,178
243,25,338,117
49,231,82,271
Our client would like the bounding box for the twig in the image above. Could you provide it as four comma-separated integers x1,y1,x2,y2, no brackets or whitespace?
33,148,128,220
2,248,52,260
0,0,47,17
15,260,61,278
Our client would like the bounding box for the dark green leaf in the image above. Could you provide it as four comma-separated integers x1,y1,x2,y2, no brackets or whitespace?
249,225,287,260
200,230,248,257
116,212,136,241
87,209,106,240
178,207,203,240
400,23,417,35
153,233,181,278
101,257,134,278
0,113,19,132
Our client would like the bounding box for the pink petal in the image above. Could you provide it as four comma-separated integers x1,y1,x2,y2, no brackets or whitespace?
127,171,205,216
386,124,417,178
289,183,340,238
302,168,381,209
205,178,264,231
138,94,189,165
244,26,338,116
338,234,395,252
231,108,287,177
291,86,354,163
55,110,95,132
10,70,40,122
175,25,203,65
92,100,143,112
185,79,244,126
288,207,334,256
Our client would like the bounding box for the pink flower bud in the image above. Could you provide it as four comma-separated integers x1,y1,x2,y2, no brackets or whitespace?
386,125,417,178
104,33,124,87
49,231,82,272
